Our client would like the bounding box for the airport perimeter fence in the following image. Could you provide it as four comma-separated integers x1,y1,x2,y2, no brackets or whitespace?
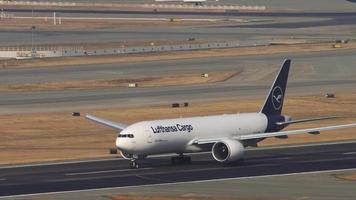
68,40,270,57
143,4,266,11
0,40,270,59
0,1,266,10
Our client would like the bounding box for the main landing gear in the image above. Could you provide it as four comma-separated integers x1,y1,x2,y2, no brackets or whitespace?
128,154,191,169
171,154,191,165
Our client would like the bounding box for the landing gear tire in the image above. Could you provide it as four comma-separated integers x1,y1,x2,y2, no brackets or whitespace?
171,155,191,165
130,161,139,169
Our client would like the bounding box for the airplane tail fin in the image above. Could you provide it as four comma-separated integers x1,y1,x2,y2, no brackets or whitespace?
260,59,291,116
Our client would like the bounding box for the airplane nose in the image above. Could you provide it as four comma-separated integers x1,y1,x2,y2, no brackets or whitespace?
116,137,131,151
115,138,121,149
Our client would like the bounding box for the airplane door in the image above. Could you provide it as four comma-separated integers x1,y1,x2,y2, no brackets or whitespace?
146,129,153,143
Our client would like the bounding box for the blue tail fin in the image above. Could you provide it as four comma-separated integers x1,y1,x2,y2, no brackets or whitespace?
260,59,291,116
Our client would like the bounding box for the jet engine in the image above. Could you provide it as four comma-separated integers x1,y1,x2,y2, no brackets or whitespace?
212,139,245,163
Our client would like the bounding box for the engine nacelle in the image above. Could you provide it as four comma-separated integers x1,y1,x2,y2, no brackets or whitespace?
212,139,245,163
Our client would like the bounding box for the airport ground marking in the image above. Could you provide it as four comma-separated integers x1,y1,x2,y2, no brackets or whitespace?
65,168,153,176
343,152,356,155
66,163,277,180
1,140,355,170
295,157,356,164
1,167,356,199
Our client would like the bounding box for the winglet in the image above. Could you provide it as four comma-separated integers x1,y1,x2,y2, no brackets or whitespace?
260,59,291,116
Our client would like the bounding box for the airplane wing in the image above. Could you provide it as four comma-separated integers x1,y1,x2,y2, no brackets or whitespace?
237,123,356,140
190,122,356,145
85,114,128,131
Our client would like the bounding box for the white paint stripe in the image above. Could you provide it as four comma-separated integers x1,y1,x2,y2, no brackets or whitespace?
296,157,356,164
12,16,225,22
343,152,356,155
0,157,122,169
68,163,276,179
246,156,290,162
0,179,6,181
65,168,153,176
1,140,355,169
247,140,356,151
0,152,208,169
1,168,355,199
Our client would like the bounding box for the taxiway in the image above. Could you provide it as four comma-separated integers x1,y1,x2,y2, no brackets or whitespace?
1,50,356,114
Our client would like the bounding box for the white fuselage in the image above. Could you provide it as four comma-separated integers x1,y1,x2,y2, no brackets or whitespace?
117,113,268,156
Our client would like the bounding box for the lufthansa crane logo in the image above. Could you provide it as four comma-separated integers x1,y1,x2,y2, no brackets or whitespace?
271,86,283,110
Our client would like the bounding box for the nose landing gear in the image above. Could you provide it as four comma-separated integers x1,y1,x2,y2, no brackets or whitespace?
120,151,145,169
130,160,139,169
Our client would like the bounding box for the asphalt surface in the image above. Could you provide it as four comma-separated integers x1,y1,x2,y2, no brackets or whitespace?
15,0,356,12
5,8,356,18
2,49,356,85
3,4,356,45
5,9,356,29
0,141,356,197
2,49,356,114
1,79,356,106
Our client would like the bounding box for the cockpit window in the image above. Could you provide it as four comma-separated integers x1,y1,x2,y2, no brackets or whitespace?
118,134,134,138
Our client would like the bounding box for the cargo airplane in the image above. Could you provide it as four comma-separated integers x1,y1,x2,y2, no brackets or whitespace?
86,59,356,168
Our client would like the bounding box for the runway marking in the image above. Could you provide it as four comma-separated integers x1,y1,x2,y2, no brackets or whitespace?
13,16,231,22
343,152,356,155
0,152,210,169
247,140,356,151
247,156,290,162
1,167,356,199
65,168,153,176
0,179,6,181
136,175,171,183
296,157,356,163
64,163,277,180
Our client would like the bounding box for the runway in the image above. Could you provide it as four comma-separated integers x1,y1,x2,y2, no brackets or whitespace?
2,49,356,85
5,8,356,18
1,141,356,197
4,9,356,30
